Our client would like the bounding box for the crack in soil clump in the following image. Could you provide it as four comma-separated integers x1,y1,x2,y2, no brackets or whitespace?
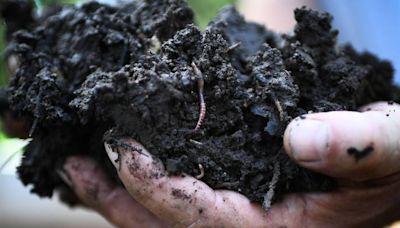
1,0,399,204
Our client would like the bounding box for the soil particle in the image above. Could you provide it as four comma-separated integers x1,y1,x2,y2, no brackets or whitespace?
127,158,140,176
347,146,374,162
150,170,165,180
2,1,399,205
171,188,191,201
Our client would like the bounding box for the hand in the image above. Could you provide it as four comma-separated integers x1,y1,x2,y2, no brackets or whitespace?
60,157,166,228
38,101,400,227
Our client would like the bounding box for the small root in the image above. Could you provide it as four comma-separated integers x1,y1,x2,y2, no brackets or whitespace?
56,169,73,187
227,42,241,52
195,164,205,179
29,118,39,137
189,139,203,146
274,99,284,122
262,162,280,210
0,149,21,173
191,62,206,131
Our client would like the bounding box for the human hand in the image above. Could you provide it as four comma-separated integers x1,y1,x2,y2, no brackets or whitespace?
39,101,400,227
0,108,166,227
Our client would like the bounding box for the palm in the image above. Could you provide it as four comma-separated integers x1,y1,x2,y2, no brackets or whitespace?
60,102,400,227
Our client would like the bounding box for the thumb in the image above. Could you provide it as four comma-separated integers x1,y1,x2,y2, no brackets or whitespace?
284,102,400,181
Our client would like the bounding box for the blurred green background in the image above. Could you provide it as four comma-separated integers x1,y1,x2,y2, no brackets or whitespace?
0,0,236,157
188,0,236,28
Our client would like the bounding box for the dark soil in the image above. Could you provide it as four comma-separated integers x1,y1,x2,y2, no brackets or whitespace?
1,0,399,205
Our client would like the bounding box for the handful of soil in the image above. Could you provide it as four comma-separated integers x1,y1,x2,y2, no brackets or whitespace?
1,0,399,207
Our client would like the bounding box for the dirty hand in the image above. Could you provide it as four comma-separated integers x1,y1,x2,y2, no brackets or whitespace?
61,101,400,227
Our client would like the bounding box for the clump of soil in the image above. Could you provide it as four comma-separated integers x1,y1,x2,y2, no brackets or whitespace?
1,0,399,205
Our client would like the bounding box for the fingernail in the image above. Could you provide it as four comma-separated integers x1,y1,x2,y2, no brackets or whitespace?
104,142,120,169
57,169,73,187
288,119,330,162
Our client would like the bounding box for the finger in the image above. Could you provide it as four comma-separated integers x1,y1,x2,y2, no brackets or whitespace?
105,139,268,227
62,156,165,228
359,101,397,112
284,102,400,181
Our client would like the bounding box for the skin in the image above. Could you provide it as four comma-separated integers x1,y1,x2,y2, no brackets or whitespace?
54,102,400,227
2,100,400,227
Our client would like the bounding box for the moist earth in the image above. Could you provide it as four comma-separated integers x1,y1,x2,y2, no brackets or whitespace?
1,0,399,205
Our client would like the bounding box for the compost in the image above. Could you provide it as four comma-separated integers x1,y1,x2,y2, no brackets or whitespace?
1,0,399,205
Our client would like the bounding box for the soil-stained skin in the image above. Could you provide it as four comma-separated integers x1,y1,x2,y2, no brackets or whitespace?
347,145,374,162
171,188,191,201
1,0,399,204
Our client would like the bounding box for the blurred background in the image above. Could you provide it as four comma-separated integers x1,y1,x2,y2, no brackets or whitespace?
0,0,399,227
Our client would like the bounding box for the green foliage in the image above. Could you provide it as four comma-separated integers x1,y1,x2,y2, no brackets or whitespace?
188,0,237,29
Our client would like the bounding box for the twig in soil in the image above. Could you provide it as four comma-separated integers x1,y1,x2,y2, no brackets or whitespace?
191,62,206,131
227,42,241,52
29,118,39,137
262,162,280,210
30,86,44,137
195,163,205,179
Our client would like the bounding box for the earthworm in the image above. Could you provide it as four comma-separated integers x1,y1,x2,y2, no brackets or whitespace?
191,62,206,131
